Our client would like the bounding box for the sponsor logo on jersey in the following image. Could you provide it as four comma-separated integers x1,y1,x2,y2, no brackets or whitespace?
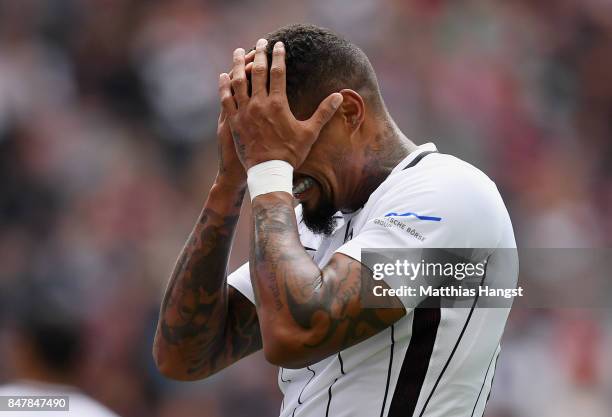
374,217,427,241
384,212,442,222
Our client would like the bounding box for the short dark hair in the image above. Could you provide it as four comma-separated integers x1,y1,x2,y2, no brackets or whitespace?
263,24,384,119
11,278,84,374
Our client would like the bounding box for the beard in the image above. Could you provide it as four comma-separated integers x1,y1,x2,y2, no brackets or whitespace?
301,192,338,236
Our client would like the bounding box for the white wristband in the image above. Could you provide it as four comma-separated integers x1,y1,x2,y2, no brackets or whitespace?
247,160,294,201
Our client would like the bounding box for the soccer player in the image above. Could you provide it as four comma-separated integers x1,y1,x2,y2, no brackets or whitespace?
1,282,121,417
153,24,517,417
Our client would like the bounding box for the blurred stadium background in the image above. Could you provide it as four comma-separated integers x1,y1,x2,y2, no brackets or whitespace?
0,0,611,416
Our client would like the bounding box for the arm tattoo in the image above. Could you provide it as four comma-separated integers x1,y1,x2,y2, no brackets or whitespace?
251,197,403,363
286,256,402,350
251,201,298,311
156,188,262,378
231,129,247,160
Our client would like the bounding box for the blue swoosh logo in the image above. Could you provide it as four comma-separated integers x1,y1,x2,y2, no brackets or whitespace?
384,212,442,222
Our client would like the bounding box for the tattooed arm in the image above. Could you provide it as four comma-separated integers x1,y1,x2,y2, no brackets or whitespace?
250,193,405,369
153,183,262,380
219,41,404,368
152,76,262,380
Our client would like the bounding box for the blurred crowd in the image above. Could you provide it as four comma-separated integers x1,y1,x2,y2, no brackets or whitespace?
0,0,611,416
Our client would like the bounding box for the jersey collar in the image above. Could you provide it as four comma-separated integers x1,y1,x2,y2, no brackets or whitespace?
390,142,438,175
334,143,438,226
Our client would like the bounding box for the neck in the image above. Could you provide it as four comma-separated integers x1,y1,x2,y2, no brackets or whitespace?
344,117,417,211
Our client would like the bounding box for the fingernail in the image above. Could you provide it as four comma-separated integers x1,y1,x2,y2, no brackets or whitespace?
257,38,268,48
275,41,284,50
331,94,343,108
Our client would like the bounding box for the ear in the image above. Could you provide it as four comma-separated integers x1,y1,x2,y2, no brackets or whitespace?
337,89,365,133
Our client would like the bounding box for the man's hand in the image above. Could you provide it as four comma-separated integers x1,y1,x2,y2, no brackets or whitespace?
215,49,256,188
215,107,246,188
152,55,267,380
220,38,344,170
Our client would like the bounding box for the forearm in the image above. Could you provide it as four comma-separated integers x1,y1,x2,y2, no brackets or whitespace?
250,193,329,361
250,193,404,368
154,180,245,379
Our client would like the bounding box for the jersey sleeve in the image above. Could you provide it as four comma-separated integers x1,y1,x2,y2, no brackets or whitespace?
337,160,506,258
227,204,319,305
227,262,255,304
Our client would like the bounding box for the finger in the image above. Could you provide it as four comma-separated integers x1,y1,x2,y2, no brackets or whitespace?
307,93,344,134
251,38,269,97
218,73,236,115
231,48,248,105
228,49,256,79
269,42,286,98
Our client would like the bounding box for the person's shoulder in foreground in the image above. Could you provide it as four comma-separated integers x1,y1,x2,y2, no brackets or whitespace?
0,381,120,417
0,279,121,417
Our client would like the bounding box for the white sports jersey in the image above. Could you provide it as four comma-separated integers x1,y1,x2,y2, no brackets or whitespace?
0,380,121,417
228,143,517,417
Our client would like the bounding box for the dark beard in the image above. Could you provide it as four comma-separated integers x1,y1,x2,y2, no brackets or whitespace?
301,193,338,236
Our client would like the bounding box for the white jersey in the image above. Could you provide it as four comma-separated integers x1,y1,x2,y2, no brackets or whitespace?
228,143,517,417
0,380,120,417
